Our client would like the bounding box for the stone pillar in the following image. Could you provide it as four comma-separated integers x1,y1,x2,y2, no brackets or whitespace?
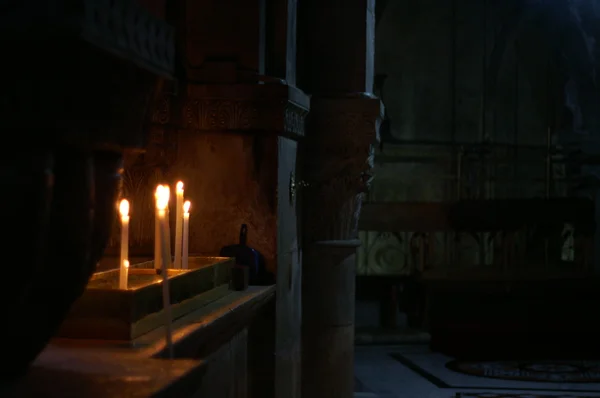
298,1,380,397
301,97,380,398
302,240,359,398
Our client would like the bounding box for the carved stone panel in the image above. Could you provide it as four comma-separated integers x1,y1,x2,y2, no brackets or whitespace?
149,84,309,136
183,99,263,130
181,100,308,137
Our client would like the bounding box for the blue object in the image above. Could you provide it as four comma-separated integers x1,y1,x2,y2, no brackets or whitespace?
219,224,271,284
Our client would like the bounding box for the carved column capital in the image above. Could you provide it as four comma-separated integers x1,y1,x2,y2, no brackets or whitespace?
303,94,382,243
308,94,381,151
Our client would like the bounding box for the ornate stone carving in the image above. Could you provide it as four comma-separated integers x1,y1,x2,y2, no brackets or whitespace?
181,98,309,135
150,84,310,136
285,103,310,136
183,99,262,130
151,89,310,134
303,95,381,243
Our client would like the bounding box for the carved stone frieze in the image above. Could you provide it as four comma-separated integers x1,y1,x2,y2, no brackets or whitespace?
182,98,308,136
285,103,310,136
302,95,382,243
150,84,310,137
183,99,262,130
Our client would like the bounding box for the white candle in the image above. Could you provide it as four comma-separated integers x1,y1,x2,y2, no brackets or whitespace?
154,185,164,270
120,260,129,290
164,185,172,268
174,181,184,269
182,200,191,269
119,199,130,289
156,187,174,358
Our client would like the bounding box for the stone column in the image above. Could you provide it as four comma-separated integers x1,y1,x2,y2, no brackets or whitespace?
301,96,380,398
298,1,380,397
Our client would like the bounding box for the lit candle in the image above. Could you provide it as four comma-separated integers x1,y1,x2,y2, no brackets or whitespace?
154,185,164,270
156,186,174,358
119,199,130,289
120,260,129,289
182,200,191,269
174,181,184,269
164,185,172,268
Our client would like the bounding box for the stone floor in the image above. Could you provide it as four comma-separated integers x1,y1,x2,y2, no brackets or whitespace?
354,344,600,398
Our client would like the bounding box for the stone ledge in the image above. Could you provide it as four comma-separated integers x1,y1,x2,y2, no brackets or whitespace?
8,352,205,398
7,286,275,397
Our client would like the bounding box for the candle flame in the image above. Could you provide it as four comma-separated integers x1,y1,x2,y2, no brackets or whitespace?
123,259,130,269
119,199,130,217
183,200,191,214
164,185,171,203
156,185,169,211
176,181,184,193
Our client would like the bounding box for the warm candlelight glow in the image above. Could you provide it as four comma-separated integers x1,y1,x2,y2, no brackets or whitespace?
164,185,171,204
163,185,172,263
121,259,130,289
154,185,165,270
119,199,129,218
156,185,175,358
156,186,169,211
182,200,191,269
155,184,164,198
174,182,185,269
119,200,130,290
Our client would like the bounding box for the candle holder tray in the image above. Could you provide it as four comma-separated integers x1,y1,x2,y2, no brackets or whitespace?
57,256,233,341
